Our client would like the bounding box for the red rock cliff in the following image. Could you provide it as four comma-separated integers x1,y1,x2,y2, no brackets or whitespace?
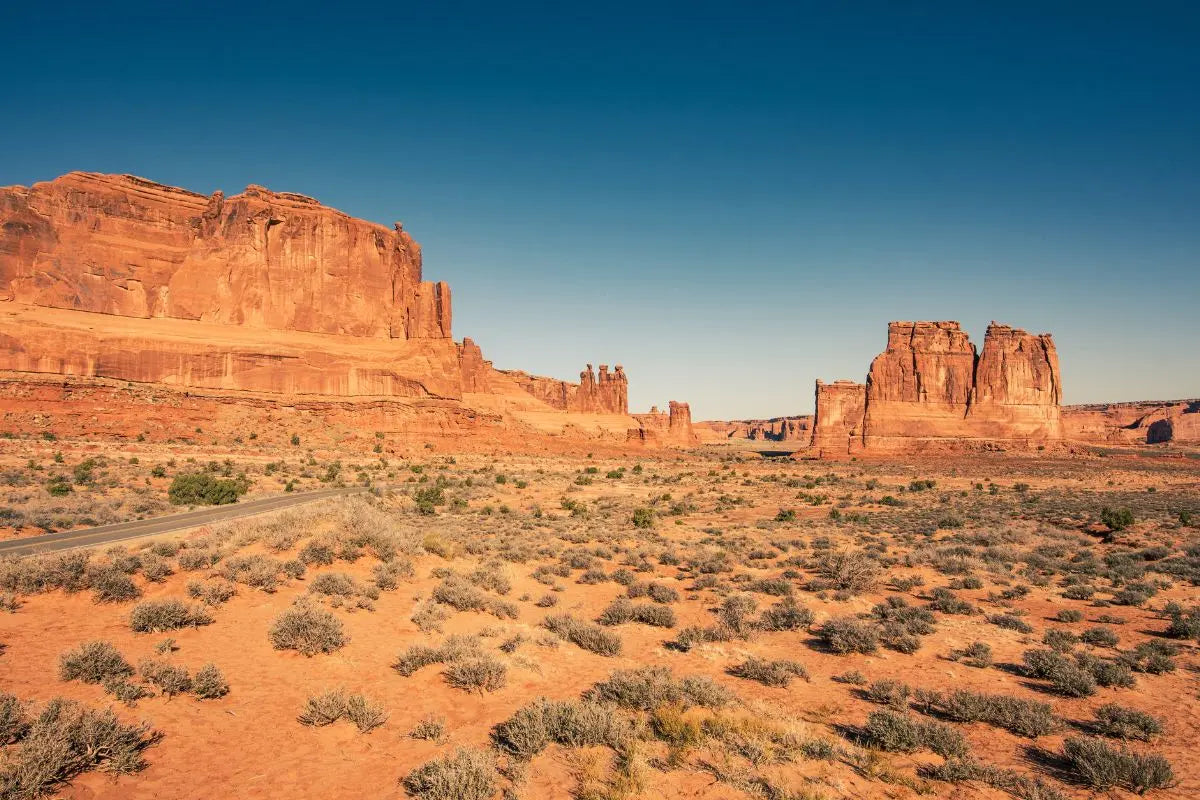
0,172,450,339
810,320,1063,453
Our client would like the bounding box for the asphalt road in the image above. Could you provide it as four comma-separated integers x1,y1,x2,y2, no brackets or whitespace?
0,486,367,558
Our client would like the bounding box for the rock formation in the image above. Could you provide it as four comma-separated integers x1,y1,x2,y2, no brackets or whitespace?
0,172,684,449
809,381,866,456
693,416,811,442
630,401,698,447
1,172,450,339
1062,399,1200,445
810,321,1063,454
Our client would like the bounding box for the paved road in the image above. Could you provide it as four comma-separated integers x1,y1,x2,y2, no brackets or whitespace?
0,486,368,558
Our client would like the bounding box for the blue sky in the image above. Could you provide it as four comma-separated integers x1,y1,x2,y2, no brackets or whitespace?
3,1,1197,419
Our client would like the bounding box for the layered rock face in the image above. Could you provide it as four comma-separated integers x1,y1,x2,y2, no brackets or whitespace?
1,172,450,339
693,416,811,442
499,363,628,414
629,401,698,447
0,171,690,449
1063,399,1200,445
809,381,866,456
811,321,1064,454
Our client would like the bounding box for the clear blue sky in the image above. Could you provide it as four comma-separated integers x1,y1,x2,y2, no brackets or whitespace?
3,1,1197,419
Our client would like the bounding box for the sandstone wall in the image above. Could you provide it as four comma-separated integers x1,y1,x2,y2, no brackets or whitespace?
1063,399,1200,445
0,172,450,339
810,320,1064,453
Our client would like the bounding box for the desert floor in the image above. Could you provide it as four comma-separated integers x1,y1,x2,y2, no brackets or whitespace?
1,437,1198,800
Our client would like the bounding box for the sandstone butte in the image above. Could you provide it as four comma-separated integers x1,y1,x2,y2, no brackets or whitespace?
805,320,1199,455
0,172,697,449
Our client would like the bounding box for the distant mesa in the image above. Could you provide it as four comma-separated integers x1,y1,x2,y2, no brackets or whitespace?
0,172,693,449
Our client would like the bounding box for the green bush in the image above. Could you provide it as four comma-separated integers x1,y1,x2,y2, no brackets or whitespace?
1100,506,1134,532
631,507,656,529
168,472,246,506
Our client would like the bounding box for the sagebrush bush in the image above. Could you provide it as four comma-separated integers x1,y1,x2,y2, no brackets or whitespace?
0,698,158,799
729,657,809,688
403,747,496,800
128,599,213,633
1092,703,1162,741
59,641,133,684
585,666,732,711
492,698,632,760
920,689,1055,737
138,658,192,697
864,710,968,758
268,604,347,656
816,616,881,654
757,597,814,631
1062,735,1173,792
192,664,229,699
443,655,507,693
543,614,623,656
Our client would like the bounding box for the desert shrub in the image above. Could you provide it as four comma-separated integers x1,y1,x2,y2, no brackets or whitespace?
394,644,448,677
103,677,152,706
186,579,236,605
177,549,220,571
832,670,866,685
1062,736,1173,793
268,604,347,656
543,614,622,656
88,567,141,603
492,698,632,760
865,679,911,709
298,539,336,566
0,698,158,799
1092,703,1162,741
371,559,413,590
1074,652,1136,688
219,554,282,593
403,747,496,800
1163,605,1200,639
431,575,514,619
1100,506,1134,532
949,641,993,668
756,596,814,631
1043,628,1080,652
728,657,809,688
139,554,174,583
922,689,1055,737
586,666,732,711
308,571,357,597
192,664,229,699
928,587,976,615
1080,625,1119,648
410,714,446,741
631,507,655,528
1063,584,1096,600
814,550,879,593
298,689,386,733
1055,609,1084,623
717,593,758,637
988,613,1033,633
597,598,675,628
0,694,28,745
0,552,91,595
138,659,192,697
864,710,968,758
128,599,213,632
646,581,680,603
444,655,507,693
668,624,733,651
168,472,244,506
1121,640,1178,674
816,616,881,654
58,641,133,684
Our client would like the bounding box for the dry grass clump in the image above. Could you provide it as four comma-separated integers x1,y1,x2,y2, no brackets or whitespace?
402,747,496,800
432,575,517,619
268,603,348,656
128,599,214,632
0,697,159,800
543,614,623,656
297,688,387,733
58,641,133,684
394,634,482,676
137,658,192,697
